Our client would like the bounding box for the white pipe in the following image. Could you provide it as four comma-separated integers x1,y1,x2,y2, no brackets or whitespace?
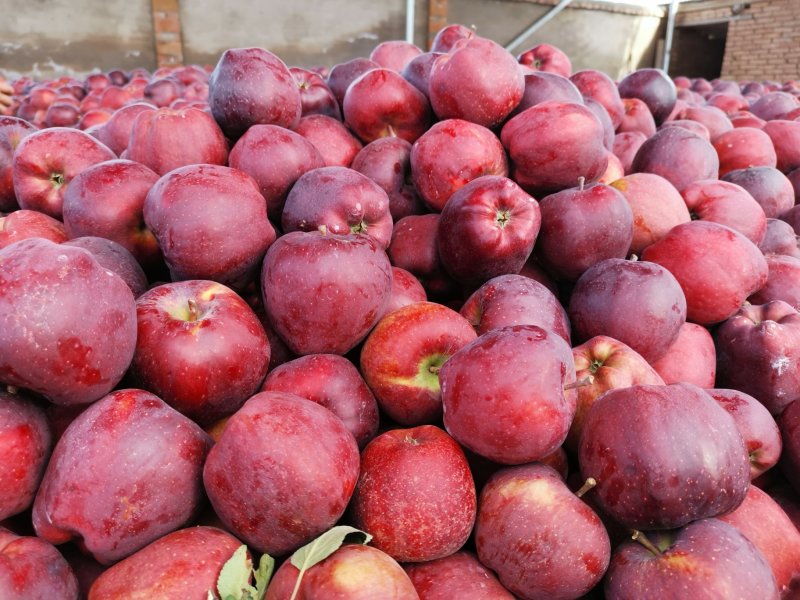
406,0,415,44
662,0,680,72
505,0,574,52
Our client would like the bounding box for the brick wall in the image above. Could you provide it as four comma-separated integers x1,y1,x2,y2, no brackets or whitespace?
677,0,800,82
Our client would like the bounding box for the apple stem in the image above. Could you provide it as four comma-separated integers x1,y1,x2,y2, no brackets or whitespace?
631,530,662,556
318,224,328,236
578,176,585,192
563,375,594,391
387,124,397,138
628,253,639,262
187,298,199,321
6,385,17,395
428,365,441,374
575,477,597,498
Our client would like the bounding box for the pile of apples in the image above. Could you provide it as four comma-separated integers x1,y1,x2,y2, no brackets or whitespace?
2,22,800,599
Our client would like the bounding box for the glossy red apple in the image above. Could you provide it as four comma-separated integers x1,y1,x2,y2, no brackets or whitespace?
93,102,155,156
0,116,37,211
0,527,79,599
404,551,513,599
617,98,656,138
612,131,648,175
360,302,476,425
12,127,116,219
441,325,576,464
760,218,800,258
750,254,800,309
0,238,137,406
290,66,340,119
261,353,378,448
429,36,524,128
437,175,541,285
680,179,767,244
430,23,475,53
631,126,719,192
208,47,301,139
476,463,610,600
261,230,392,355
386,266,426,313
579,383,750,530
618,68,677,125
714,127,778,177
282,166,392,248
32,389,212,564
350,425,476,562
571,69,624,128
203,392,359,555
144,164,276,287
0,209,67,250
294,114,363,167
517,43,572,78
641,221,768,325
63,237,148,298
326,57,379,107
459,273,570,342
764,120,800,173
723,166,795,219
650,322,716,387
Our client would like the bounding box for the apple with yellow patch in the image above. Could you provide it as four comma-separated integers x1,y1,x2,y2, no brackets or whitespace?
604,519,779,599
475,463,610,600
265,544,419,599
360,302,476,425
130,280,270,425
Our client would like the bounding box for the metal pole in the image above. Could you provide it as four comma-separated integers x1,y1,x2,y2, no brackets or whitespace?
662,0,680,72
505,0,574,53
406,0,415,44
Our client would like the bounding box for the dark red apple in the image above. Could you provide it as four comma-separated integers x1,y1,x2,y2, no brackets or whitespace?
714,127,778,177
32,389,212,564
326,57,379,107
410,118,507,212
618,68,677,125
604,519,779,600
641,221,768,325
123,107,228,176
350,425,476,562
650,322,716,388
289,66,340,119
569,258,687,363
63,237,148,298
294,114,363,167
501,101,608,195
208,47,301,139
12,127,116,219
681,104,732,140
760,218,800,258
143,164,276,287
0,116,37,211
404,551,513,599
579,382,750,529
475,463,610,600
459,273,570,342
261,353,378,448
430,23,475,53
631,126,719,192
617,97,656,138
715,300,800,416
428,36,524,128
750,254,800,309
0,527,79,599
708,388,782,480
723,166,795,219
360,302,476,425
87,526,241,600
282,166,392,248
680,179,767,244
0,238,137,406
441,325,576,464
752,93,800,122
612,131,648,175
0,209,67,250
369,40,423,73
780,399,800,495
0,391,51,521
261,230,392,355
437,175,541,285
401,51,443,99
517,43,571,78
763,120,800,174
511,71,583,117
131,280,270,425
351,137,423,221
93,102,155,156
61,159,161,268
535,182,633,282
386,266,426,313
571,69,625,128
203,391,359,555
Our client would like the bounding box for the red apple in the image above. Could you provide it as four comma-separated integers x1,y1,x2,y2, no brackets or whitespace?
290,66,340,119
369,40,423,72
750,254,800,309
93,102,155,156
475,463,610,600
618,68,677,125
262,230,392,355
617,97,656,138
360,302,476,425
612,131,648,175
386,266,426,313
143,164,276,287
441,325,576,464
0,238,136,406
780,399,800,495
0,527,79,599
282,166,393,248
760,218,800,258
87,526,241,600
437,175,541,285
208,47,301,139
570,69,625,129
430,23,475,53
714,127,778,177
123,106,228,176
517,43,572,78
404,551,513,599
32,389,212,564
410,118,507,212
0,209,67,250
723,166,795,219
326,57,379,107
350,425,476,562
708,388,782,480
63,237,148,298
579,382,750,529
650,322,716,387
511,71,583,117
61,158,161,268
401,52,443,99
641,221,768,325
631,126,719,192
763,120,800,174
203,392,359,555
12,127,116,219
294,114,363,167
680,179,767,244
0,116,37,211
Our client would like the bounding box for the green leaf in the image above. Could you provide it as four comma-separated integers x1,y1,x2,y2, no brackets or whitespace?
254,553,275,599
217,545,255,600
288,526,372,600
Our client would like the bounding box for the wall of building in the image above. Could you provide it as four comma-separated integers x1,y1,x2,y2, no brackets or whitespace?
675,0,800,82
0,0,663,81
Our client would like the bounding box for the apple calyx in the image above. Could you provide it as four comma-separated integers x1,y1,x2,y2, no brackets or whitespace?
630,530,662,557
495,209,511,228
50,172,65,188
318,225,328,236
563,375,594,391
588,359,604,374
350,220,368,235
575,477,597,498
